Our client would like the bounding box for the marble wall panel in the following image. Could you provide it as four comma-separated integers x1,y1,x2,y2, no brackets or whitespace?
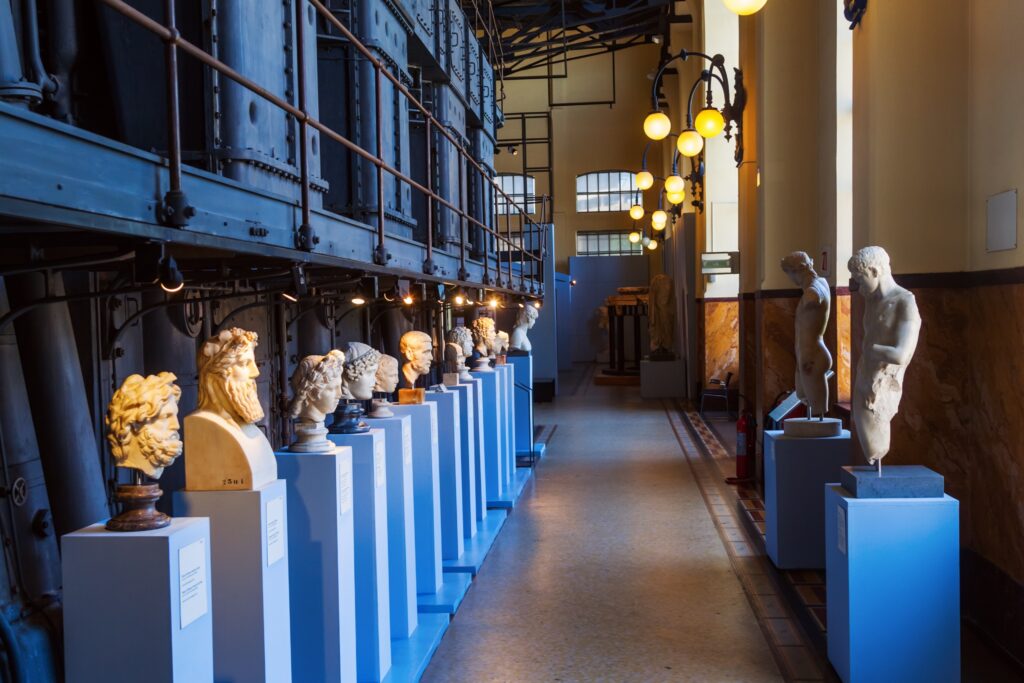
835,293,852,404
739,295,757,412
755,295,798,423
704,300,739,387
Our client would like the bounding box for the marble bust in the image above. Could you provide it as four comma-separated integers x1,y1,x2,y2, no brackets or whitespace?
510,305,539,353
369,354,399,418
185,328,277,490
341,342,383,400
471,317,496,358
400,330,433,388
107,372,183,479
849,246,921,465
287,349,345,452
648,274,675,360
781,252,833,417
445,327,473,381
495,331,510,357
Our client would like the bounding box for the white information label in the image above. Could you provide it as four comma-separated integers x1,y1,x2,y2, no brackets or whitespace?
338,458,353,515
837,506,847,555
178,538,208,630
403,423,412,467
266,496,285,566
374,439,386,488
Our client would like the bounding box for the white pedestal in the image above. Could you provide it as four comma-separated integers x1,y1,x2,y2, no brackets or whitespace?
275,446,357,683
329,430,391,682
425,390,464,561
387,404,443,595
176,481,292,683
460,377,488,523
63,518,214,683
639,359,686,398
448,382,478,538
364,414,418,639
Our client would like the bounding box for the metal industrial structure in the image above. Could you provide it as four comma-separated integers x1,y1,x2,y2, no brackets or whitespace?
0,1,552,679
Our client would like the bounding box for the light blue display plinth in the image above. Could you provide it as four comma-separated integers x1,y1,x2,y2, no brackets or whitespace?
176,480,292,683
276,446,357,683
329,430,391,682
443,508,508,575
425,390,465,561
63,518,213,683
386,404,442,595
388,613,449,683
460,377,488,523
473,370,505,505
825,484,960,683
764,430,851,569
507,354,536,458
364,415,418,639
447,382,478,539
416,570,472,614
496,364,516,487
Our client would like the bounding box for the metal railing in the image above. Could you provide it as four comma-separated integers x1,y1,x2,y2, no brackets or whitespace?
96,0,546,296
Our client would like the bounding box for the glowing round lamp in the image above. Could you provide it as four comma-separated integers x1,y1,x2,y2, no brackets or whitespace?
722,0,768,16
677,129,704,157
651,210,668,228
695,107,726,138
664,175,685,194
647,238,659,250
629,204,645,220
628,231,642,244
666,191,685,205
643,111,672,140
635,170,655,190
642,236,651,247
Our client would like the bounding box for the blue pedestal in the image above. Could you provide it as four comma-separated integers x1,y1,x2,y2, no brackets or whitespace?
329,430,391,682
764,430,851,569
825,482,960,683
507,354,536,457
495,365,515,487
448,382,478,539
416,571,473,614
840,464,945,498
387,404,442,596
387,613,449,683
364,415,418,639
443,508,508,575
473,370,505,504
176,481,292,683
63,518,214,683
460,377,488,523
276,446,357,683
425,391,465,561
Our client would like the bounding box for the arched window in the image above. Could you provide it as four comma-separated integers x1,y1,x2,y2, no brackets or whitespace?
494,174,536,215
575,171,637,213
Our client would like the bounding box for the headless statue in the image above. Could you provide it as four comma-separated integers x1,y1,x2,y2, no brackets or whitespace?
781,252,833,418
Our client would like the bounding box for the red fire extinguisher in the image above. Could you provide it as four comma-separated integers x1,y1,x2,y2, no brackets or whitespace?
727,408,756,484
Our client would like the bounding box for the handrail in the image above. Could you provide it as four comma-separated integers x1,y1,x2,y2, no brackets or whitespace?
95,0,543,293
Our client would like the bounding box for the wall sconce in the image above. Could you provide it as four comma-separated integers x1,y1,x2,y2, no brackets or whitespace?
722,0,768,16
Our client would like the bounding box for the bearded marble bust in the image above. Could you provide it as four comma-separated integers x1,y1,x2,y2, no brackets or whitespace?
510,305,539,353
106,372,182,479
369,354,400,418
287,349,345,452
341,342,383,400
184,327,277,490
444,327,473,381
400,330,433,388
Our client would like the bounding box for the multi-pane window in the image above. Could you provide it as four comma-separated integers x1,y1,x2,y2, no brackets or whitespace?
576,171,637,213
494,174,536,215
575,230,644,256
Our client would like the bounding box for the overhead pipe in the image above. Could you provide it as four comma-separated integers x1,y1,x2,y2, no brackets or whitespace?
44,0,77,121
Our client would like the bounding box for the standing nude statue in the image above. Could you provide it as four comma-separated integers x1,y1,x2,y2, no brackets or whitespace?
848,246,921,466
781,252,832,418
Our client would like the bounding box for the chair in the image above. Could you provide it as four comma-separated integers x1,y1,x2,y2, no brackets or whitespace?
700,371,734,419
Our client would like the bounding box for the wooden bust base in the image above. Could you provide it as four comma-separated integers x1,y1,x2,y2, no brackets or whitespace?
106,483,171,532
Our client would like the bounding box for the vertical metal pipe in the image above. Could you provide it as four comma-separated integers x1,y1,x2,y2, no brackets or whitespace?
424,118,434,273
458,150,467,280
374,67,387,264
160,0,190,226
294,0,313,248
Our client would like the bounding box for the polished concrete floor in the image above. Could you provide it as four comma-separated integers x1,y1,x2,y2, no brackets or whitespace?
421,374,783,682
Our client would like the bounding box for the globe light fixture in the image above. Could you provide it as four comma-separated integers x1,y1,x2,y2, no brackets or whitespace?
643,111,672,140
647,238,659,250
629,204,645,220
651,210,668,229
642,236,651,247
628,230,642,244
664,174,685,194
635,170,655,190
677,129,704,157
695,107,726,138
722,0,768,16
666,190,685,205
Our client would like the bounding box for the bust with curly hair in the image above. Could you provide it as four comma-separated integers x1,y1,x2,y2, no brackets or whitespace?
341,342,383,400
471,316,496,358
106,372,182,479
510,304,539,352
196,327,263,427
288,349,346,423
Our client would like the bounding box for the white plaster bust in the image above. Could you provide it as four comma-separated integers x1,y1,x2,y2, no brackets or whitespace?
849,246,921,465
287,349,345,452
369,354,399,418
781,252,832,417
106,372,182,479
184,328,277,490
648,274,675,355
400,330,433,388
495,331,510,356
471,317,496,358
341,342,383,400
510,305,539,353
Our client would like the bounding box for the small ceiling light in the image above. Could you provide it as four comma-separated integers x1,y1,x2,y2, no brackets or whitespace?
629,204,645,220
635,171,655,191
643,111,672,141
651,34,661,45
532,300,542,309
159,254,184,293
666,190,685,205
282,264,308,302
647,238,659,250
507,145,518,156
351,290,367,306
664,175,685,194
488,297,500,309
695,107,726,138
628,231,642,244
677,129,704,157
570,278,578,286
652,210,668,228
402,293,414,305
642,236,652,247
722,0,768,16
452,288,466,306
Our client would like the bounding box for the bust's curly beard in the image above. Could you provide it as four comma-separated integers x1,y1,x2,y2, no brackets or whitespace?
136,426,183,472
225,377,265,424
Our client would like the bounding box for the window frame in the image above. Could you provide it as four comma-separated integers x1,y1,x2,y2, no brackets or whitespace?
575,229,644,257
575,170,638,214
493,173,537,215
